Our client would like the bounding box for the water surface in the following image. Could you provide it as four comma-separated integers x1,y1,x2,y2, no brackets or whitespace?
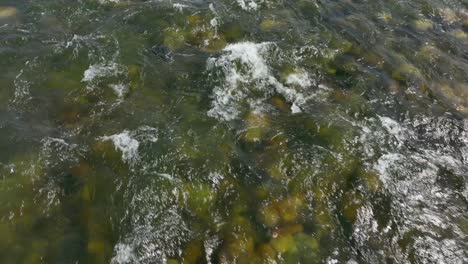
0,0,467,263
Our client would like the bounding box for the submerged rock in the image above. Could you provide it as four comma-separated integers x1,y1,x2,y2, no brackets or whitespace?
271,234,297,254
164,28,186,51
450,29,467,40
432,83,468,115
341,191,365,223
0,6,17,19
2,0,468,263
166,259,179,264
243,112,271,142
182,183,217,219
218,216,256,263
294,233,320,263
127,64,142,90
151,44,174,62
201,35,227,53
258,243,277,262
181,240,204,264
259,203,281,227
260,19,286,30
259,196,304,227
414,19,433,30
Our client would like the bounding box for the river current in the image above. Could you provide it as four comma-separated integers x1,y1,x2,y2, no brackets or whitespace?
0,0,467,263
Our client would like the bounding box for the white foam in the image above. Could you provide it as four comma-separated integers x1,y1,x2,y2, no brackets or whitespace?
374,153,403,185
82,62,130,104
285,72,312,88
236,0,261,10
99,126,158,164
98,0,121,4
378,116,406,139
207,42,309,120
111,243,136,264
82,63,121,84
101,131,140,163
173,3,188,12
222,42,271,79
207,42,270,120
204,236,221,264
110,83,128,100
210,18,218,28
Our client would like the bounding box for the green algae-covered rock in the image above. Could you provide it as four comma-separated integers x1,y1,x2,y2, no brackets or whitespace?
274,224,304,237
220,23,246,43
0,158,42,224
294,232,320,263
458,218,468,235
359,169,383,193
270,234,297,254
312,200,334,237
316,124,344,148
218,214,257,262
277,196,303,223
258,243,278,263
392,63,424,81
87,239,112,264
243,112,271,142
418,44,441,61
260,19,286,31
267,163,288,181
23,239,48,264
0,7,17,19
330,90,369,116
164,28,186,51
259,196,304,227
259,203,281,227
341,190,364,223
329,38,354,54
91,139,123,164
201,35,227,53
182,240,204,264
219,229,256,263
413,19,433,30
183,183,216,219
244,127,265,143
0,222,15,251
128,64,142,90
362,51,384,68
287,167,314,196
167,259,180,264
294,232,319,251
431,83,468,115
271,96,291,112
181,14,228,53
47,71,84,91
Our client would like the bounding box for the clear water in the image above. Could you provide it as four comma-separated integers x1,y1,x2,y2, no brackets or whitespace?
0,0,467,263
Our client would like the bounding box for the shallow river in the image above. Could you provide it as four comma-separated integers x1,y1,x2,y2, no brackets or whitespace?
0,0,467,263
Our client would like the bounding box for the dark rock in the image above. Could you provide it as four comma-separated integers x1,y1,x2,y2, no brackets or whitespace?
150,44,174,63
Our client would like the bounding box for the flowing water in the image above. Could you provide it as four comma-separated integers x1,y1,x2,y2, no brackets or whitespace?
0,0,467,263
